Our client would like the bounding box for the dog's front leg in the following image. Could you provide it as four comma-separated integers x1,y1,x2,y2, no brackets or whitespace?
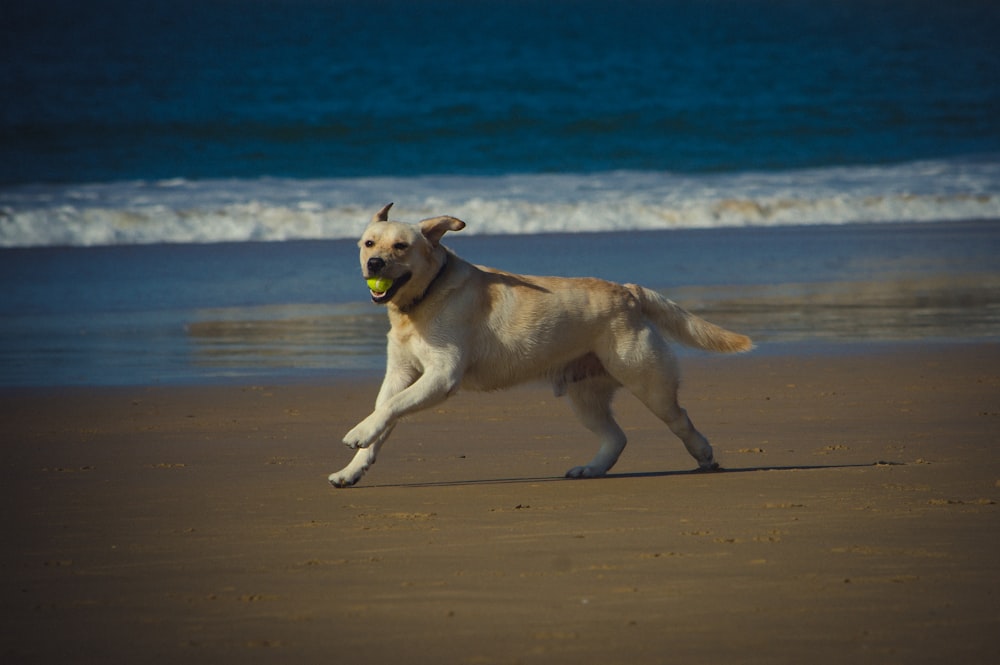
342,369,457,450
328,363,415,488
328,432,392,488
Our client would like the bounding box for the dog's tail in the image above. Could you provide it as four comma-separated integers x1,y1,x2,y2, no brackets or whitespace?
630,285,753,353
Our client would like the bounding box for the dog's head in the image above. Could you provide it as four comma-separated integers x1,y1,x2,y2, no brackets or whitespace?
359,203,466,307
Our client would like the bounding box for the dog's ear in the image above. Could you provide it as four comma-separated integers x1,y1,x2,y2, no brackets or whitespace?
370,202,394,224
419,215,466,247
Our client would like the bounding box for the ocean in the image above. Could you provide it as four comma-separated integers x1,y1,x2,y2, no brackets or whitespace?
1,0,999,386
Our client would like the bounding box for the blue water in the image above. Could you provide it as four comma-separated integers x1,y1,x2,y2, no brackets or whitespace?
1,0,999,385
3,0,999,184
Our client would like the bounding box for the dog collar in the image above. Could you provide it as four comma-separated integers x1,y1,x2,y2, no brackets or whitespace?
398,254,449,313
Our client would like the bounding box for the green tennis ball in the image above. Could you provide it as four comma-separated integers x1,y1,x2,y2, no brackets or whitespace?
366,276,393,293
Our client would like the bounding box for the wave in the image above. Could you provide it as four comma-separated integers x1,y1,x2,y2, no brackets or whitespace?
2,158,998,247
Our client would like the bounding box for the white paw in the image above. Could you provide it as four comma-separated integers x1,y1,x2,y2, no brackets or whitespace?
329,468,364,488
565,465,607,479
343,415,385,449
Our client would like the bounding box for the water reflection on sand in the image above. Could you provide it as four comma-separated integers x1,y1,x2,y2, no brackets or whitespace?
673,273,1000,345
187,303,389,373
187,273,1000,375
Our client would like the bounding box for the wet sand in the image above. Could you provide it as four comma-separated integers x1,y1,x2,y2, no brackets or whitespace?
3,343,999,664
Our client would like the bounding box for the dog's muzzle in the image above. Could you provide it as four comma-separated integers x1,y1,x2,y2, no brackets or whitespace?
364,256,412,304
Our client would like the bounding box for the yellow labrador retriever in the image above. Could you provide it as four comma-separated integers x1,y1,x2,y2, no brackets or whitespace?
330,203,752,487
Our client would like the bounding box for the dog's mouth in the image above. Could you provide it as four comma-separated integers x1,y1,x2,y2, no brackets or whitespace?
368,272,411,304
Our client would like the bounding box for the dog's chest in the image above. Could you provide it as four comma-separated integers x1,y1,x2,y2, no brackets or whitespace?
387,315,447,362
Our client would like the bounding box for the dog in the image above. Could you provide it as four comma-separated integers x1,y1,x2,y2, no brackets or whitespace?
329,203,752,487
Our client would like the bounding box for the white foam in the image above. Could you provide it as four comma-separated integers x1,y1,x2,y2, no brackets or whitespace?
2,158,998,247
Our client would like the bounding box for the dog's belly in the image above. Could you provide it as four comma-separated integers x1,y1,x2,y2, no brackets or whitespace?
460,351,608,393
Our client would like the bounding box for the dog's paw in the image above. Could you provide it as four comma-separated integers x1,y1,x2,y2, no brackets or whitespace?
694,461,722,473
565,465,607,479
329,469,363,488
343,416,383,449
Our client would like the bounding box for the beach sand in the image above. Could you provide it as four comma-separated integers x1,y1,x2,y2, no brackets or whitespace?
3,343,999,664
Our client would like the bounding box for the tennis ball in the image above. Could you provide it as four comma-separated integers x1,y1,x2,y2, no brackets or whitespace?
366,276,393,293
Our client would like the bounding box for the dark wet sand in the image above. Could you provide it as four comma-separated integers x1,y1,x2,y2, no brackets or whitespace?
3,343,999,664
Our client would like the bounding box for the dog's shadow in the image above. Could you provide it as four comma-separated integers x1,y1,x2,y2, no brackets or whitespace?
363,461,899,489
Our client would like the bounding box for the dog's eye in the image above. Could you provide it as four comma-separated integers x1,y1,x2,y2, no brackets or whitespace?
364,240,375,248
393,242,409,251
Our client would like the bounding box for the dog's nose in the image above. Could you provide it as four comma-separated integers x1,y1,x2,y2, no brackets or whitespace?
367,257,386,275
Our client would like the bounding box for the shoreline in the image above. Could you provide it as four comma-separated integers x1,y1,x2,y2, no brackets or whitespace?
3,219,998,388
4,341,999,663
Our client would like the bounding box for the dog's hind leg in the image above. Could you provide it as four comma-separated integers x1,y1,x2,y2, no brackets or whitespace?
607,328,719,471
564,376,627,478
663,404,718,471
